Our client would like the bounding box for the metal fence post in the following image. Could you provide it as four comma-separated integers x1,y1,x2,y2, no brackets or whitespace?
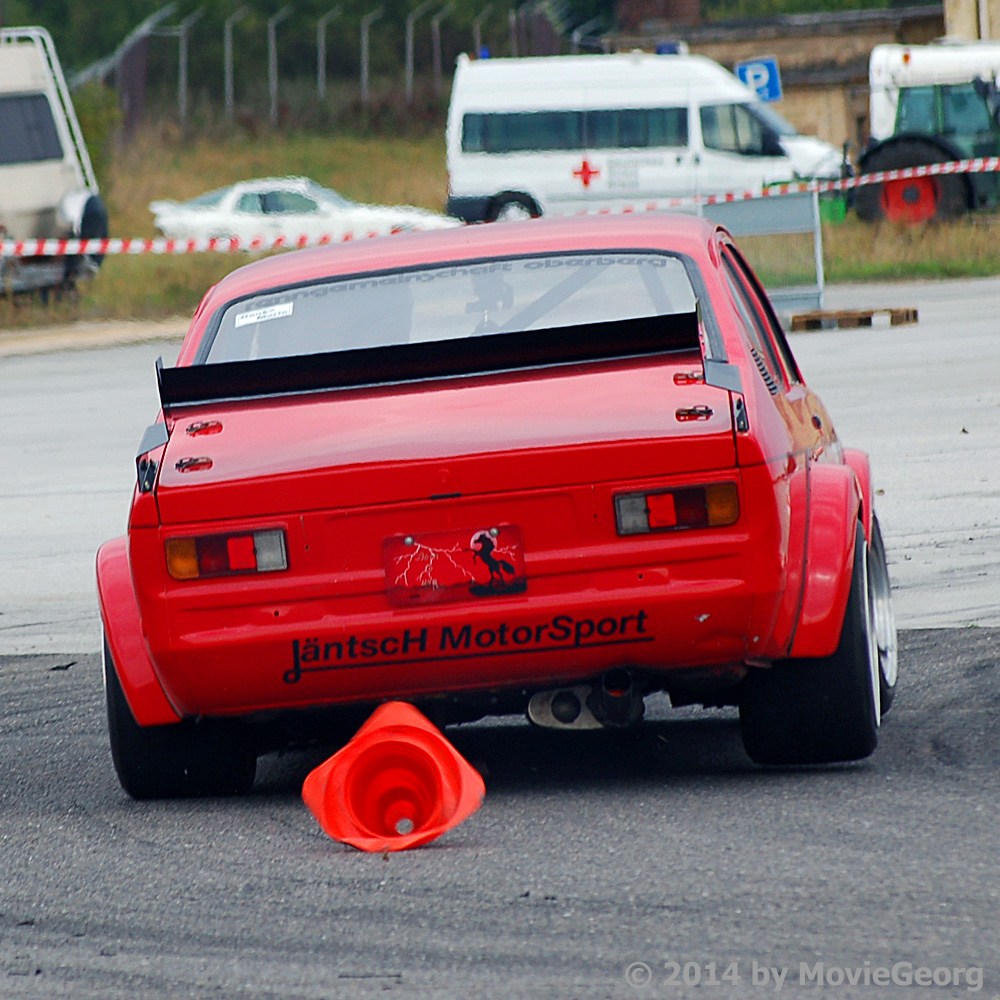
516,1,536,57
176,9,204,127
360,8,383,105
405,1,434,104
570,16,601,53
268,6,293,127
224,6,248,121
473,3,492,57
432,3,453,95
317,6,341,100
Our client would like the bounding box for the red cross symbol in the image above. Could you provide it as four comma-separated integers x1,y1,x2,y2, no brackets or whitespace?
573,159,600,188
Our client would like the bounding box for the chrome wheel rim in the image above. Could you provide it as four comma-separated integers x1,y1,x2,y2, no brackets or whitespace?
496,201,532,222
870,525,898,691
863,539,881,725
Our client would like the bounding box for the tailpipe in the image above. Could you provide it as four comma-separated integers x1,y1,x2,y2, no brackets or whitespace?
590,668,644,727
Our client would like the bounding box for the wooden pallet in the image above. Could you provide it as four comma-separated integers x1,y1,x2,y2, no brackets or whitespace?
789,307,918,332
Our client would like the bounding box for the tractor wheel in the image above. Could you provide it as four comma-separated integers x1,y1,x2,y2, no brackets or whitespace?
855,139,968,224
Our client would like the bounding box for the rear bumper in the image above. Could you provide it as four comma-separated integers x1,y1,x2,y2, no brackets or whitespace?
141,538,767,717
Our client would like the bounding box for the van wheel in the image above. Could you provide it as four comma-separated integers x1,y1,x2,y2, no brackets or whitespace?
104,637,257,799
739,522,879,765
488,193,538,222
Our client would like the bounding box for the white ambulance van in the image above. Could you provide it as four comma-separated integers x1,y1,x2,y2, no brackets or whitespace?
446,51,843,221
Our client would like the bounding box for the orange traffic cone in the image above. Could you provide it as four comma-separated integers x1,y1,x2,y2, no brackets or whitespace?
302,701,485,852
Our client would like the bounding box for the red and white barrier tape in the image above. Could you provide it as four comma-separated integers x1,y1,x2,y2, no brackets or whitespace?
3,157,999,258
0,228,409,259
555,156,1000,215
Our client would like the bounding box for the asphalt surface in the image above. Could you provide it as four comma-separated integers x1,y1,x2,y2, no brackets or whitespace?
1,628,998,999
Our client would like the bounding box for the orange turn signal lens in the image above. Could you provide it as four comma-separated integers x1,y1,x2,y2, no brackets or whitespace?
615,483,739,535
165,538,200,580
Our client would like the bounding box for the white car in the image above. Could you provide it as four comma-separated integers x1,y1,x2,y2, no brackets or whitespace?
149,177,461,242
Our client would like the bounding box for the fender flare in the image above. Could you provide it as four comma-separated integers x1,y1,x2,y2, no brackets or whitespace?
789,463,862,659
97,537,181,726
842,448,872,542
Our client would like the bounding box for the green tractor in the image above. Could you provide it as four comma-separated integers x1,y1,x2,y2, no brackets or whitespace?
857,41,1000,223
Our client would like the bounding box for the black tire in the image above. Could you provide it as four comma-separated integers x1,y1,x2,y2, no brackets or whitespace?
869,514,898,714
739,523,879,765
855,139,968,223
104,637,257,799
64,194,109,284
486,192,539,222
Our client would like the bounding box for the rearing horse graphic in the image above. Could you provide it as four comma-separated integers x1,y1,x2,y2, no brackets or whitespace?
470,531,516,589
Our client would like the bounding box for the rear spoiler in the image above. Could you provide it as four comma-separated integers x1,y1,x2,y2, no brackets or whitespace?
157,311,713,409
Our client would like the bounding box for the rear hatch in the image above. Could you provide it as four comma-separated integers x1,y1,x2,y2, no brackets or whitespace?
156,353,735,525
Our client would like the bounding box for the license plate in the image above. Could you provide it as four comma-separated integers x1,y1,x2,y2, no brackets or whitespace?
384,525,527,607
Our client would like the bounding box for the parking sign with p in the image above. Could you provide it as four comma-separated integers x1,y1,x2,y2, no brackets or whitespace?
735,57,782,103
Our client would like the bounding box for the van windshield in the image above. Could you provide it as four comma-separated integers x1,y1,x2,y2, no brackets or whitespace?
748,101,798,137
203,252,698,363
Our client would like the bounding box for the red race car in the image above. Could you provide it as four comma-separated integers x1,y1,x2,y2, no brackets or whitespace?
97,213,897,798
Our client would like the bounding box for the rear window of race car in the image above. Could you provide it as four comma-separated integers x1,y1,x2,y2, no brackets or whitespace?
200,252,699,364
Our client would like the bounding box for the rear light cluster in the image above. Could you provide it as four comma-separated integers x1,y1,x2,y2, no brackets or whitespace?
165,529,288,580
614,483,739,535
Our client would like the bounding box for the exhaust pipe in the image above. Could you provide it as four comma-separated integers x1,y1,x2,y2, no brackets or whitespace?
590,668,644,727
527,670,645,730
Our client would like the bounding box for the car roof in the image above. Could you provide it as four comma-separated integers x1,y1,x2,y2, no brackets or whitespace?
202,213,721,307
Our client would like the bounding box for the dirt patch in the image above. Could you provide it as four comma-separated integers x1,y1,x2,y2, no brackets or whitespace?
0,317,188,358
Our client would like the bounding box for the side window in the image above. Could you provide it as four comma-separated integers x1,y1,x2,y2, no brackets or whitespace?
700,104,768,156
942,83,992,135
722,244,802,387
648,107,689,148
268,191,318,214
895,86,936,135
721,248,786,393
461,111,584,153
235,193,263,213
463,109,688,153
586,108,689,149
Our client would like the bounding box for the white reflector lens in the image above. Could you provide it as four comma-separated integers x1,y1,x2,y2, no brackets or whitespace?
253,529,287,572
615,494,650,535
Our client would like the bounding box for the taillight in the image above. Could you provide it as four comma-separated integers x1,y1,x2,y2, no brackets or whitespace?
165,529,288,580
614,483,739,535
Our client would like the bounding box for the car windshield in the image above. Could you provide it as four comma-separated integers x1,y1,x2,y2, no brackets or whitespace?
747,101,798,137
202,252,698,363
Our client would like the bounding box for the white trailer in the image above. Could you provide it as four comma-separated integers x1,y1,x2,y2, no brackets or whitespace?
0,27,107,293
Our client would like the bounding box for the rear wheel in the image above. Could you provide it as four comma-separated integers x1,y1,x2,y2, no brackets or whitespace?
487,193,538,222
739,522,879,765
855,139,968,223
104,637,257,799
